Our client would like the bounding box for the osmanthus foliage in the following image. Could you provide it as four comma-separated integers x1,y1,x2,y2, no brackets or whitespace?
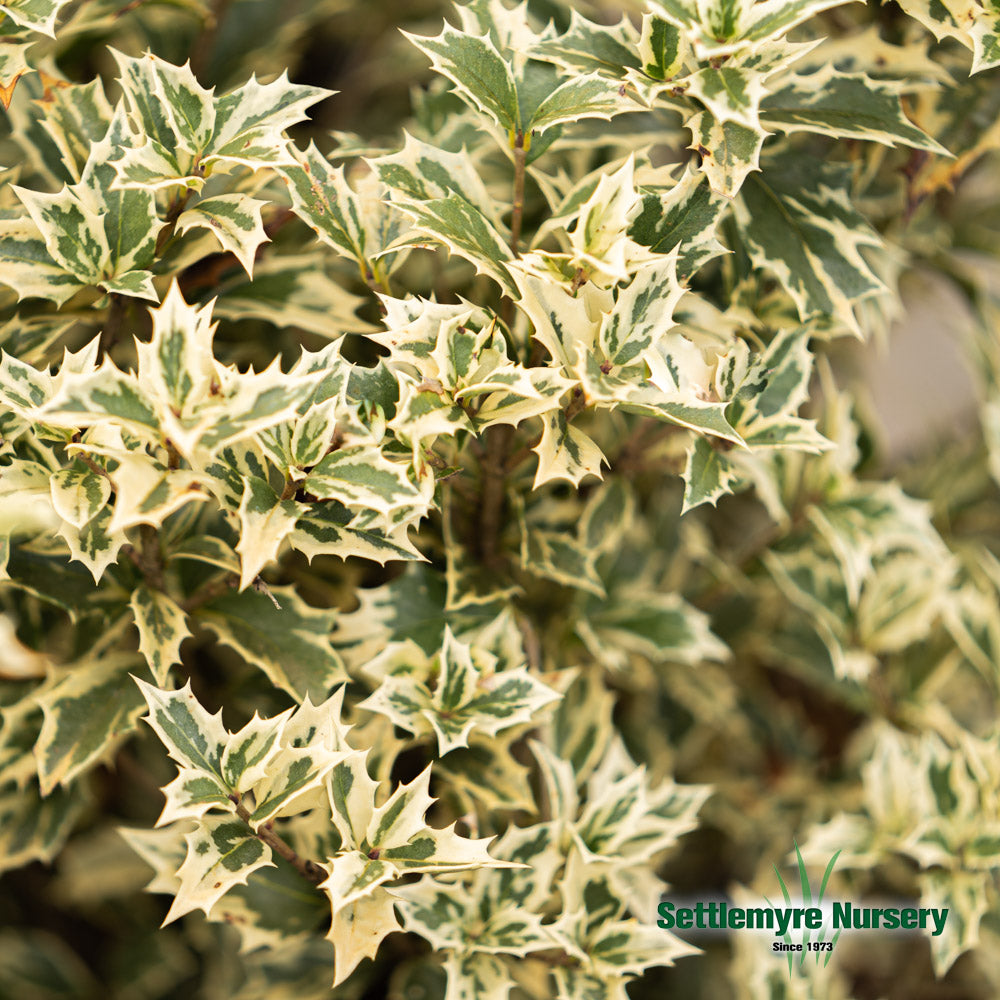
2,0,1000,997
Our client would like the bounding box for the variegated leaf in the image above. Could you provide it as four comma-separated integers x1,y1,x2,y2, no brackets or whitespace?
531,10,639,78
0,216,87,304
211,255,374,337
34,652,146,794
762,68,949,152
129,585,191,684
1,0,72,36
136,677,228,777
49,462,110,528
113,50,331,189
324,886,399,987
0,781,83,875
681,435,738,512
404,23,520,131
579,590,728,670
527,72,634,133
57,505,128,582
391,196,517,297
358,628,559,754
638,14,687,80
897,0,1000,74
234,475,303,591
280,142,403,276
195,585,348,701
372,131,504,229
0,40,32,110
248,742,347,827
733,161,887,333
163,814,274,924
686,110,767,197
175,194,270,277
629,166,728,279
303,446,425,520
533,409,605,488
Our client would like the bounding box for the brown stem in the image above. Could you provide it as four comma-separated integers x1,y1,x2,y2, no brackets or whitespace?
155,188,195,258
77,452,114,484
100,294,127,353
476,424,514,570
509,130,527,260
563,387,588,423
114,0,151,17
233,798,326,886
138,524,166,592
181,573,238,612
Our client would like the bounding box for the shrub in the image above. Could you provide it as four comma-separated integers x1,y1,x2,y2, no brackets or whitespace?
2,1,1000,997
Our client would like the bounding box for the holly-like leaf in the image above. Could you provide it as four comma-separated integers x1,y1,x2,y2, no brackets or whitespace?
112,50,331,190
136,677,228,777
527,72,632,133
163,814,274,924
7,108,162,301
49,462,111,528
372,130,505,230
211,255,374,338
391,195,517,297
280,142,406,278
34,652,146,794
579,589,728,670
686,109,767,197
681,435,737,512
897,0,1000,74
533,410,605,488
194,586,348,701
530,11,640,78
762,67,950,152
0,40,32,110
0,0,72,36
629,166,728,279
638,14,686,80
404,23,521,131
733,160,887,333
302,446,426,523
358,628,560,754
0,781,83,875
174,194,270,277
234,475,303,591
129,585,192,685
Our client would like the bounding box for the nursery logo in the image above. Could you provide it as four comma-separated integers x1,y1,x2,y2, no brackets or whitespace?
657,843,949,974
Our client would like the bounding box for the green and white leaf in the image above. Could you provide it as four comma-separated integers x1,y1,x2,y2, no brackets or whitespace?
130,586,192,685
358,627,559,754
532,410,606,488
629,166,728,278
113,50,331,189
762,67,950,152
391,195,517,297
732,162,887,333
175,194,270,278
195,586,348,701
163,815,274,924
686,110,768,197
234,475,303,590
0,781,84,875
49,463,110,528
34,652,145,794
136,677,228,777
404,24,520,131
